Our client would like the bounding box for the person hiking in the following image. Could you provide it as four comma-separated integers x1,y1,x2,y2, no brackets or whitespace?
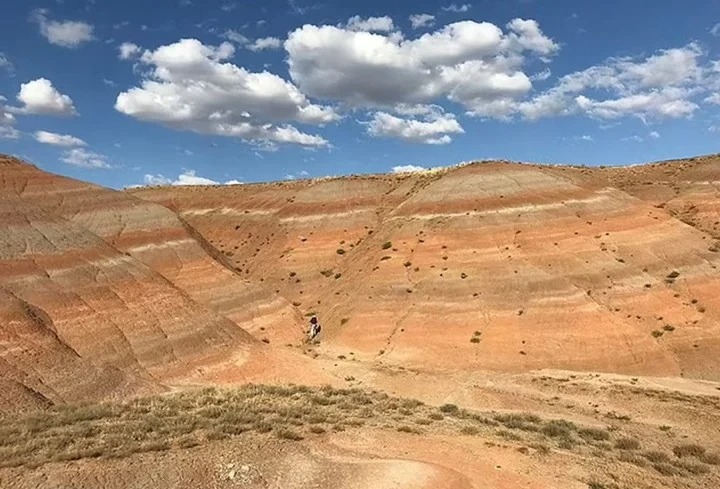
308,315,321,341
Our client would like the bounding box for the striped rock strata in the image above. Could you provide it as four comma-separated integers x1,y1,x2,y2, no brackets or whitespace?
132,156,720,380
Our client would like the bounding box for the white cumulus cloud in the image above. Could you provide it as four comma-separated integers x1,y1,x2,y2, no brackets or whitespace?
143,169,241,186
60,148,110,168
34,130,86,147
118,42,141,59
30,9,94,48
15,78,77,116
0,126,20,139
0,97,20,140
367,108,464,144
248,37,282,51
115,38,337,148
517,43,707,122
392,164,427,173
285,18,558,118
0,96,17,131
706,93,720,105
345,15,395,33
409,14,435,29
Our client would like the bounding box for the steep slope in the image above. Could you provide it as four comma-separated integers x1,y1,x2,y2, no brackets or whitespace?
0,156,312,411
131,155,720,380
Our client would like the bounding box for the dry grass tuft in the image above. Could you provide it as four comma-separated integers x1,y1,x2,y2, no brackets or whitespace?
0,382,715,484
673,444,706,458
614,437,641,450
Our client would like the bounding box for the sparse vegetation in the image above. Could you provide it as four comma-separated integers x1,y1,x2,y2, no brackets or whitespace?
615,437,641,450
382,241,392,250
699,452,720,465
541,419,576,440
0,383,715,485
673,444,706,458
652,463,680,476
275,428,304,441
643,450,671,464
579,427,610,441
439,404,460,415
336,248,346,255
587,482,607,489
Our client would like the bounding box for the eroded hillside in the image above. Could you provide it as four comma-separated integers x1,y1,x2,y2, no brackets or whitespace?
131,154,720,380
2,154,720,489
0,156,324,412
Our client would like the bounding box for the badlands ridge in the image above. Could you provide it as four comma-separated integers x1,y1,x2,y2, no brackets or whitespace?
0,154,719,488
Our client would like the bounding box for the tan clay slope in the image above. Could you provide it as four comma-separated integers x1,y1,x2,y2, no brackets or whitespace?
0,156,312,410
131,156,720,380
544,153,720,241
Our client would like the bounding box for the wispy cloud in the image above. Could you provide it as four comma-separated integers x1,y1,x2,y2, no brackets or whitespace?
441,3,471,13
60,148,111,168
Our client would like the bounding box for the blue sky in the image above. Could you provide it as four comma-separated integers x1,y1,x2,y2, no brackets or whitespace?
0,0,719,188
